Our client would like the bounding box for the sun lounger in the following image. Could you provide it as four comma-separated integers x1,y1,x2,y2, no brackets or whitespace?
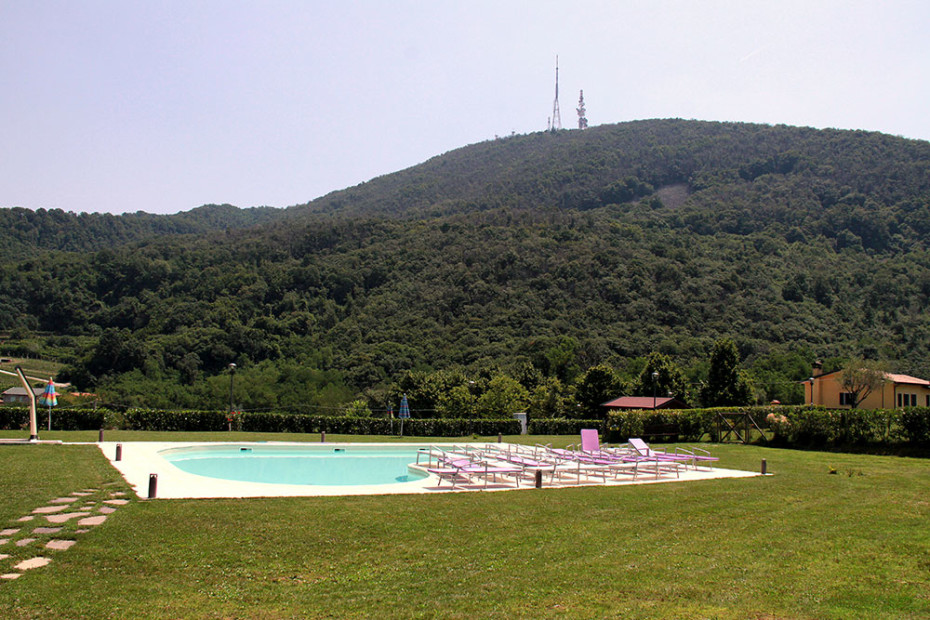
480,445,559,484
628,437,718,471
422,448,522,489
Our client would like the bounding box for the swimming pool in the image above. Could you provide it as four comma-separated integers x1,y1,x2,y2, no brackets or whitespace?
160,444,428,486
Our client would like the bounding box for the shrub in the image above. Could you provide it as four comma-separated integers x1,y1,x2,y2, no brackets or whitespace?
784,407,834,446
0,406,111,431
900,407,930,445
0,407,29,431
121,409,227,432
605,409,714,444
528,418,603,436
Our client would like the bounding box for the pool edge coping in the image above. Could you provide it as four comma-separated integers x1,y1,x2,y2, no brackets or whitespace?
97,441,763,500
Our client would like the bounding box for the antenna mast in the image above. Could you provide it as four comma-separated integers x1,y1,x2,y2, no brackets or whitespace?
550,55,561,132
577,89,588,129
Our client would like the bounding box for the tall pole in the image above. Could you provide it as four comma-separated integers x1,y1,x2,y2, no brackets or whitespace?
652,371,659,410
228,363,236,415
15,366,38,441
550,55,561,131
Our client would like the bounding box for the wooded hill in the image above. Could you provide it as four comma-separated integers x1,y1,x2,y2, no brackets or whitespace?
2,119,930,412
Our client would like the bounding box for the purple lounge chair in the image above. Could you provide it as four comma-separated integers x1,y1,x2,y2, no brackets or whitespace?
628,437,718,471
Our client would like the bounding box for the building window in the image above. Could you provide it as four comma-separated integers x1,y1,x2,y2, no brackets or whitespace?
899,393,918,407
839,392,855,406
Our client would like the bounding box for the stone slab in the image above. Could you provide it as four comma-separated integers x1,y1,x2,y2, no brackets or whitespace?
103,499,129,506
32,527,63,534
75,529,90,534
0,528,19,536
17,516,34,522
32,505,67,515
78,515,107,526
0,553,8,560
109,491,127,497
49,497,78,504
15,538,36,547
14,557,51,570
0,539,8,546
45,540,76,551
46,512,90,524
70,492,93,497
0,573,20,580
98,506,117,515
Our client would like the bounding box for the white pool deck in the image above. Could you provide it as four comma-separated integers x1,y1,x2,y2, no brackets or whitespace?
98,441,763,499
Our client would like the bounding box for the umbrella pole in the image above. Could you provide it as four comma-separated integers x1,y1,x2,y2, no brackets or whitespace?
48,406,51,432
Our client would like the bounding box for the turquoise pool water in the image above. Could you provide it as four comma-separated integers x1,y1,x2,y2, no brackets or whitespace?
160,444,428,486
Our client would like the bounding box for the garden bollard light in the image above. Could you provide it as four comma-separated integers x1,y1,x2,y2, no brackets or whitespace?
148,474,158,499
498,433,502,443
115,444,122,461
98,429,104,442
761,459,767,475
535,470,543,488
321,431,326,443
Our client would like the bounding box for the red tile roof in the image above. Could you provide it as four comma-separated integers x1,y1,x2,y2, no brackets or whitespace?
884,373,930,386
601,396,684,410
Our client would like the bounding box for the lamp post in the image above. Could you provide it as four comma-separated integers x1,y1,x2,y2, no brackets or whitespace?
652,370,659,409
808,376,815,406
228,363,237,417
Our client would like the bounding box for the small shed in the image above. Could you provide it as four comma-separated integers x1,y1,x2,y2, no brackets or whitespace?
1,387,43,405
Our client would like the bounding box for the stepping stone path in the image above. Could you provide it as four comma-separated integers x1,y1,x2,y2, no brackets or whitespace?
32,505,67,515
46,512,90,524
0,487,132,583
33,527,62,535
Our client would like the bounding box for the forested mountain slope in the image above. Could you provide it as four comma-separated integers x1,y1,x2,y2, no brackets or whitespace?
2,119,930,409
0,203,280,255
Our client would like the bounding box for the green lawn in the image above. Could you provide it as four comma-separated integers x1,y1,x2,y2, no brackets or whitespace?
0,436,928,619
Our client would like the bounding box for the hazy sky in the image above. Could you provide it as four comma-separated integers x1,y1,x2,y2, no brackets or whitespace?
2,1,928,215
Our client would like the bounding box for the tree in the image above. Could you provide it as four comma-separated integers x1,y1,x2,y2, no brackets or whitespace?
436,384,476,418
630,353,690,406
475,375,529,419
839,359,886,409
700,338,754,407
527,377,572,419
574,364,623,418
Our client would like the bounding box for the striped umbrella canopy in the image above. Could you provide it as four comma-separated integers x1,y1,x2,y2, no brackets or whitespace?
399,394,410,419
38,379,58,408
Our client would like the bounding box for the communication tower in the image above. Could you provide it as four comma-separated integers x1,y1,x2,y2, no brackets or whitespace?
550,56,562,132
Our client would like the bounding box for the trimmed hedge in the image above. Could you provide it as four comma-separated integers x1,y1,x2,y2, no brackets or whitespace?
901,408,930,445
121,409,228,432
606,405,930,448
528,418,604,436
239,414,520,437
2,404,926,447
0,406,108,431
606,409,716,443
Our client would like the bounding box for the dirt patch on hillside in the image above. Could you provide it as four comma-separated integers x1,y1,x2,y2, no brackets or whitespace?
656,183,690,210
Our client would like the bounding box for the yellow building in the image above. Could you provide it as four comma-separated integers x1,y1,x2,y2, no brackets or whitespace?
803,362,930,409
